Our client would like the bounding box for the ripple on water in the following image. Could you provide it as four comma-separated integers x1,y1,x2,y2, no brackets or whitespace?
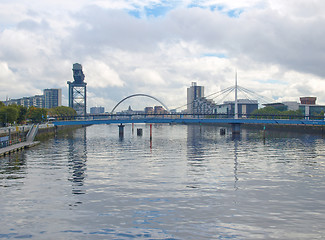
1,124,325,239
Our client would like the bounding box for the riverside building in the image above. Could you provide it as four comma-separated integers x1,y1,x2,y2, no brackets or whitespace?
4,89,62,109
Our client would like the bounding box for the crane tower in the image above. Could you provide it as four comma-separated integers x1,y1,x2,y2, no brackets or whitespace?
67,63,87,116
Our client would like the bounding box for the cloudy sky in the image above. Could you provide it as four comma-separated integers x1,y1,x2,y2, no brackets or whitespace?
1,0,325,111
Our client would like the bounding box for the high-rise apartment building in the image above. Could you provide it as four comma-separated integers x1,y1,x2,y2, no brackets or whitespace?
43,89,62,109
4,89,61,109
187,82,204,114
32,95,45,108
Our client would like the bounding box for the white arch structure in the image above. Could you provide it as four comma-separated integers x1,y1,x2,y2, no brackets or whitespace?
111,93,170,113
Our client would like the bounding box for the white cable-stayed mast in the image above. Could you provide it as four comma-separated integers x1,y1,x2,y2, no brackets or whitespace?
234,71,238,119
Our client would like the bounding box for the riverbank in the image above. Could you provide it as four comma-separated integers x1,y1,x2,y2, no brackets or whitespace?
0,124,85,157
34,124,84,141
244,123,325,135
181,122,325,135
0,141,40,157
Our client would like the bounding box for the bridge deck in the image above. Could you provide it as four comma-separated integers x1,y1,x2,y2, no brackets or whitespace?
53,117,325,126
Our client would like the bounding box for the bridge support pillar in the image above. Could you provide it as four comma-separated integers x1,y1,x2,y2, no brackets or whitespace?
118,123,125,138
231,123,241,135
150,124,152,141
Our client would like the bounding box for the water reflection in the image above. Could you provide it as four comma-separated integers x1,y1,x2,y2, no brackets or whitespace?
0,152,27,187
233,139,239,190
2,124,325,239
186,124,205,163
66,127,87,195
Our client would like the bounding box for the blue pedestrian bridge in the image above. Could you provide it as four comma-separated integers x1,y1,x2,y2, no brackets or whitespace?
52,113,325,126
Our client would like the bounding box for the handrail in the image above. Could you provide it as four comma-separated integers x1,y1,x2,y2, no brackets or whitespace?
25,124,35,140
50,113,325,121
26,124,39,142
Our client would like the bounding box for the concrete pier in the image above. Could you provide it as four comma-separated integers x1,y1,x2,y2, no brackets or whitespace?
137,128,143,136
150,124,152,141
118,124,125,138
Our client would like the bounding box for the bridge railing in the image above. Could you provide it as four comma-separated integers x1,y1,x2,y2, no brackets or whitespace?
51,113,325,122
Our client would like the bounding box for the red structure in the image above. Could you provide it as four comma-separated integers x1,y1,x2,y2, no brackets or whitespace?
300,97,316,105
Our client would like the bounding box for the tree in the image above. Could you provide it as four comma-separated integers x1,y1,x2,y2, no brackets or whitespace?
250,107,281,119
27,106,47,123
16,105,28,124
6,105,19,123
0,108,7,126
48,106,77,119
250,107,303,119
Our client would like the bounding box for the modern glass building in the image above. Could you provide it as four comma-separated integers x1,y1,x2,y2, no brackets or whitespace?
216,99,258,117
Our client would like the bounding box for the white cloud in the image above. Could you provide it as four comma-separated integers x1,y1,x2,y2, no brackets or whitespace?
1,0,325,111
84,59,124,88
0,61,40,98
132,68,165,86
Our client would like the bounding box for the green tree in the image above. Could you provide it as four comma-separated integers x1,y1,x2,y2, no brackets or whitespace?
0,108,7,126
27,106,47,123
16,105,28,124
250,107,281,119
48,106,77,119
0,105,19,124
0,102,5,126
250,107,303,119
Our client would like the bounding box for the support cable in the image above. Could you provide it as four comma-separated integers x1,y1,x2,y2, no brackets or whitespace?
174,86,234,111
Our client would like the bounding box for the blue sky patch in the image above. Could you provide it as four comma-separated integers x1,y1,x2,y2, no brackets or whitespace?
187,2,243,18
187,3,205,9
202,53,228,58
209,4,225,12
128,2,244,19
144,4,175,18
128,1,180,19
128,9,141,18
227,8,244,18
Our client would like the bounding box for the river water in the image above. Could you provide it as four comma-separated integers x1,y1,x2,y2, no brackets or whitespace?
1,124,325,239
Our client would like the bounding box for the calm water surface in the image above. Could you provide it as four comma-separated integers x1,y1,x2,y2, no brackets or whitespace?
1,124,325,239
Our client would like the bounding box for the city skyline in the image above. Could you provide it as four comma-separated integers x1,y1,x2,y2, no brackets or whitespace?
1,1,325,111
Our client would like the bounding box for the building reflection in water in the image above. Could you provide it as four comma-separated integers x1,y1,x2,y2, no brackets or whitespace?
186,124,242,190
186,124,205,162
66,127,87,195
0,152,27,187
233,139,239,191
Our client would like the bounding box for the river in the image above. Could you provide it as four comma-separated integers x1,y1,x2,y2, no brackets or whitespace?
1,124,325,239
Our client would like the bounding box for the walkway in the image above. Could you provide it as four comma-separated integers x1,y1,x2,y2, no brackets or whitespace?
52,116,325,126
0,123,40,157
0,141,40,157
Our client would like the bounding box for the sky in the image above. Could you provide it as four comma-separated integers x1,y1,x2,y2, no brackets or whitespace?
1,0,325,112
